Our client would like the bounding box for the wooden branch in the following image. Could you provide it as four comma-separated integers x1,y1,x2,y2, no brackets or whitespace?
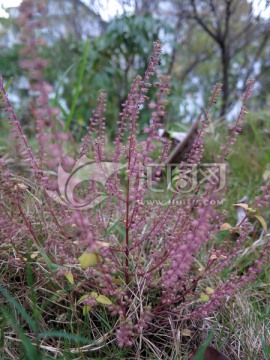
190,0,222,44
209,0,222,37
165,121,199,165
179,51,215,81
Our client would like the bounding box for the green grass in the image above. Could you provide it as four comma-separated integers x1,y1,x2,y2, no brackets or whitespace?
1,277,268,359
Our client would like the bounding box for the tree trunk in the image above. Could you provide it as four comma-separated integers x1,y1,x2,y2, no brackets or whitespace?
220,45,230,117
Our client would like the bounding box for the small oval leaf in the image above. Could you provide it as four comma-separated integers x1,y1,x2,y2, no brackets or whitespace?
65,272,74,284
90,292,112,305
78,252,101,269
113,277,123,285
205,286,214,295
96,294,112,305
200,293,210,302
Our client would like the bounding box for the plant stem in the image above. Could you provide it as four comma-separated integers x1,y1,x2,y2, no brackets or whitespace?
125,176,130,286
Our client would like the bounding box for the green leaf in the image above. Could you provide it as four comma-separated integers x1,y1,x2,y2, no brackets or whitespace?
78,252,101,269
1,305,40,359
65,272,74,284
104,220,121,238
83,305,91,316
53,61,79,105
254,214,267,231
65,40,90,130
90,291,112,305
113,277,122,285
39,249,62,271
193,327,216,360
205,287,214,295
200,293,210,302
4,76,13,92
94,312,112,330
0,285,37,332
77,294,89,305
77,295,92,315
38,331,92,344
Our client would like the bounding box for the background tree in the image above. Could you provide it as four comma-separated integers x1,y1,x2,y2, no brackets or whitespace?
167,0,270,116
0,0,269,130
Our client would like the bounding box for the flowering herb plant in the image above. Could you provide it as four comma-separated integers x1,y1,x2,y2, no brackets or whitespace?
0,1,269,355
